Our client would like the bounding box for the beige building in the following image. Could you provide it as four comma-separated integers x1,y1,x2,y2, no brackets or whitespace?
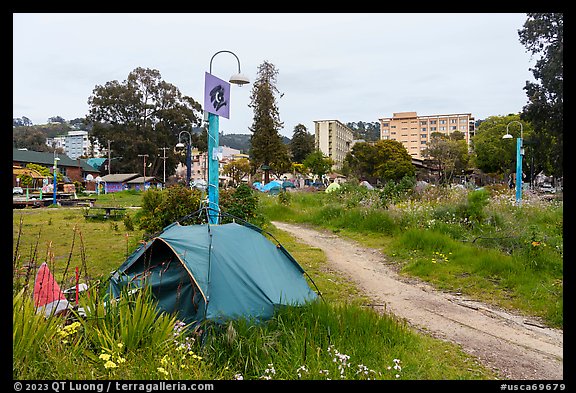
314,120,355,169
379,112,476,159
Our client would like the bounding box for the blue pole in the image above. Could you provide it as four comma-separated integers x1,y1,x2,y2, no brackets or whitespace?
186,142,192,187
515,137,523,205
52,159,58,205
208,112,220,224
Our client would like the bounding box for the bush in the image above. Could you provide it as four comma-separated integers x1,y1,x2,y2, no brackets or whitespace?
220,184,264,227
137,185,203,236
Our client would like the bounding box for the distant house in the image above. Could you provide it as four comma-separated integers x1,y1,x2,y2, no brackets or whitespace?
12,148,100,187
99,173,139,193
127,176,164,191
99,174,164,193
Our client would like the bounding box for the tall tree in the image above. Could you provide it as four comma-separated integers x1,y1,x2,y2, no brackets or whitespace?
518,13,563,177
87,67,203,177
344,140,414,184
471,115,534,176
248,61,289,183
289,123,314,163
303,150,333,179
423,132,470,184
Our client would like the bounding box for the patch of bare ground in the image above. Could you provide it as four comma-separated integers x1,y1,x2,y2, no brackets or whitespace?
273,221,563,381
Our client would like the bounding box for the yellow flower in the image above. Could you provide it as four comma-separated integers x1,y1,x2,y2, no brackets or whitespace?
99,353,112,361
104,360,117,369
117,343,124,349
157,367,169,375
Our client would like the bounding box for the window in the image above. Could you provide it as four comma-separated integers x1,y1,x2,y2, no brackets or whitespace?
450,119,457,123
440,126,446,131
382,122,389,127
421,141,427,144
421,127,426,132
450,126,457,130
421,134,427,138
439,120,446,124
431,127,437,131
430,120,436,124
420,121,427,125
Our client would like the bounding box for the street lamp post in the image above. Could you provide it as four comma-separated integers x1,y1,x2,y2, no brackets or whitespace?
176,130,193,187
52,154,60,206
205,50,250,224
502,121,524,205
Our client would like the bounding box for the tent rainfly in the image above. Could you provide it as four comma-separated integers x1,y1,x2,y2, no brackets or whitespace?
109,221,319,326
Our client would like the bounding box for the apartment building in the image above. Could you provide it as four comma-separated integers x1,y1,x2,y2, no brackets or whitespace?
314,120,354,169
379,112,476,159
46,130,103,159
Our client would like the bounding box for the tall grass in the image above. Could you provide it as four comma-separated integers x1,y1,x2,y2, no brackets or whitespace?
260,185,563,328
13,289,62,378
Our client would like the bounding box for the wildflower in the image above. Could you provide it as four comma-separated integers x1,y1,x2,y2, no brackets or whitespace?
234,374,243,380
99,353,111,361
296,365,309,378
104,360,117,369
117,343,124,349
157,367,169,376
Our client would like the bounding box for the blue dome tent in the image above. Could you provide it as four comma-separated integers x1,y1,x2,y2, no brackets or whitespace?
109,209,320,326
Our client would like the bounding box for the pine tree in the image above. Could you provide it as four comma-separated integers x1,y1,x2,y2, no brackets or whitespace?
248,61,289,183
290,123,315,163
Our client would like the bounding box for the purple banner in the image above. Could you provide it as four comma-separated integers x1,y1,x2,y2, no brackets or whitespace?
204,72,230,119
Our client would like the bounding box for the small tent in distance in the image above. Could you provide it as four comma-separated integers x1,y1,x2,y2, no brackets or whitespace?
109,219,320,327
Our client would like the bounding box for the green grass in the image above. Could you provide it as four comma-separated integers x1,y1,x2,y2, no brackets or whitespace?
15,186,561,380
259,187,563,328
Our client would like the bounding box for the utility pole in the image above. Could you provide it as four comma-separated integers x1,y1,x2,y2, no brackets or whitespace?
138,154,149,179
158,147,169,187
107,140,114,174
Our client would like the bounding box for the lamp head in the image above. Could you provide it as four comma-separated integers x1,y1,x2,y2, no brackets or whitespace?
229,73,250,86
502,133,513,139
175,142,185,149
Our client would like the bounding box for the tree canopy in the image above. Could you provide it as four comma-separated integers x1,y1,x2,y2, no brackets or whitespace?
518,13,563,177
345,140,415,184
423,132,470,184
289,123,314,163
248,61,289,183
471,114,535,177
87,67,203,178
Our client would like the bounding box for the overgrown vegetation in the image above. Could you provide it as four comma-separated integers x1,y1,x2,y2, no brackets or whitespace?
260,183,563,328
13,182,561,380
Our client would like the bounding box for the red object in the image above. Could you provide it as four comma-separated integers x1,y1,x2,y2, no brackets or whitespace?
33,263,69,316
75,267,79,305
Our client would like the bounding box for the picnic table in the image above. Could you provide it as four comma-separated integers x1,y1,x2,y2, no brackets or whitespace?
84,206,126,220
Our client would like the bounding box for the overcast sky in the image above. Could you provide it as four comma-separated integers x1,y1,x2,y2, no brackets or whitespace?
13,13,535,138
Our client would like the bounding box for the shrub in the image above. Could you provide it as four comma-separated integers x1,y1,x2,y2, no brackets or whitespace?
137,185,203,235
220,184,264,226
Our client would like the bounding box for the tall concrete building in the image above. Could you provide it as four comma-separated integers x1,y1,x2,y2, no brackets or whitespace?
379,112,476,159
314,120,355,170
46,130,103,159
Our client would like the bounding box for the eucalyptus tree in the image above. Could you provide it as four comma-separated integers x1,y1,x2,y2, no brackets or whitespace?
87,67,203,177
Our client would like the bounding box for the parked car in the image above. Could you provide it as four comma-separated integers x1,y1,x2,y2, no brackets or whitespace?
538,183,556,193
13,187,23,195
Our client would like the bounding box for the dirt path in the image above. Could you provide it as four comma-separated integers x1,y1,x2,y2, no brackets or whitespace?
272,221,564,380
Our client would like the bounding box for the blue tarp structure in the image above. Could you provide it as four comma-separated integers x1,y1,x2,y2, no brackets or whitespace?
109,221,319,326
252,181,283,195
